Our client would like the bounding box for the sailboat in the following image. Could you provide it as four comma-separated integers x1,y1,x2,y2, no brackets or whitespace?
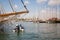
0,0,29,22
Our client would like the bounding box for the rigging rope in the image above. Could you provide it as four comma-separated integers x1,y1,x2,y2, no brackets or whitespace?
8,0,15,12
0,3,5,14
21,0,29,13
6,0,29,21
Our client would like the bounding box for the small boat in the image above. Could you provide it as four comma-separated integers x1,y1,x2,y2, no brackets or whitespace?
13,24,24,32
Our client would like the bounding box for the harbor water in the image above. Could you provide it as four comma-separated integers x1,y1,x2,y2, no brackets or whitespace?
0,21,60,40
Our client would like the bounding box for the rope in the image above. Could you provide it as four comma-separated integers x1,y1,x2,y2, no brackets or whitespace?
7,0,29,21
0,3,5,14
8,0,18,20
21,0,29,12
8,0,15,12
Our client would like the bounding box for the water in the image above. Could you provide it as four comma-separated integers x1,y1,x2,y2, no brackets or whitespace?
0,21,60,40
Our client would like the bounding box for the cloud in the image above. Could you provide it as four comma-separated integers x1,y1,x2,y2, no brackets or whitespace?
48,0,60,5
36,0,60,5
40,8,59,20
24,1,29,5
14,5,18,9
36,0,47,3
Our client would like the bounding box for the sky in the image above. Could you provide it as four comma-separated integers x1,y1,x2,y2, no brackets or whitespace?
0,0,60,20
